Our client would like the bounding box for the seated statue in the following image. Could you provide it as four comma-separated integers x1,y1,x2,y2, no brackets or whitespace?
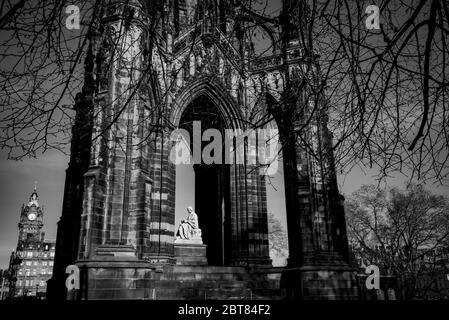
176,206,202,242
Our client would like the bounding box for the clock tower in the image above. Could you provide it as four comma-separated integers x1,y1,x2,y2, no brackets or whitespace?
17,183,45,249
7,183,56,299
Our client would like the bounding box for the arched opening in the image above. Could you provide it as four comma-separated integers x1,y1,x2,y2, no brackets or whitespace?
175,94,232,266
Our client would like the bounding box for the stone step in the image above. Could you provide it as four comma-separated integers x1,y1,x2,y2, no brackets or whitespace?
147,277,283,299
151,278,281,288
170,265,249,273
157,272,254,281
251,288,285,300
152,287,254,300
250,280,282,290
150,279,250,289
157,268,279,281
148,265,284,300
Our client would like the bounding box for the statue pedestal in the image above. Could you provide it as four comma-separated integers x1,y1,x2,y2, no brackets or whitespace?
73,245,156,300
174,242,208,266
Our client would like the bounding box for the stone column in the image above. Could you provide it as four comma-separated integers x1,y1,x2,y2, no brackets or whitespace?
144,129,176,264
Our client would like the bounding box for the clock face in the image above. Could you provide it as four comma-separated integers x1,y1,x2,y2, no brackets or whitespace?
28,213,37,221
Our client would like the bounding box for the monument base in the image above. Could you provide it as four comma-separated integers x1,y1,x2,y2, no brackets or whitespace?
73,245,156,300
282,264,360,300
174,242,208,265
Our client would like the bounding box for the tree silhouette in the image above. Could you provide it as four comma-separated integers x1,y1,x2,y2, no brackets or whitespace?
0,0,448,184
346,184,449,299
267,211,288,263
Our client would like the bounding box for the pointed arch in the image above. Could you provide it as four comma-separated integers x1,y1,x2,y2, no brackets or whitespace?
170,77,244,130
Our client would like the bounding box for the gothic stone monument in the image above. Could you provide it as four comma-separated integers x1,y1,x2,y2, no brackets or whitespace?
47,0,359,300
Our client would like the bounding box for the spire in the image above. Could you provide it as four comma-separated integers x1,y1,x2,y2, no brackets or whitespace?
28,181,39,207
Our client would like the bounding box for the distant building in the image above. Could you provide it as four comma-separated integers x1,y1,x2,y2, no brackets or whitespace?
0,269,9,300
7,184,55,299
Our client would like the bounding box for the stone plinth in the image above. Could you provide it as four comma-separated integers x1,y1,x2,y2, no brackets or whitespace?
281,264,360,300
73,245,156,300
174,242,208,266
93,244,139,260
